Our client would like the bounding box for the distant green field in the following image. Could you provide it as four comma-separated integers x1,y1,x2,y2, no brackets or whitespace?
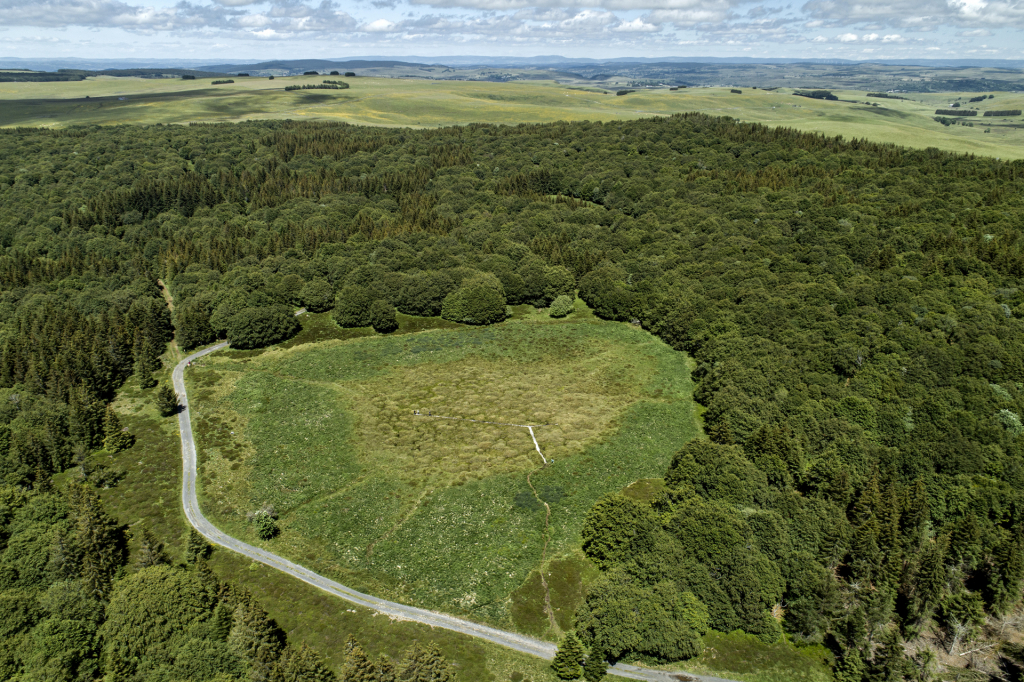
185,309,701,635
2,74,1023,158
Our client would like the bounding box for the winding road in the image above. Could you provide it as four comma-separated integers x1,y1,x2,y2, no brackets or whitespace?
173,343,739,682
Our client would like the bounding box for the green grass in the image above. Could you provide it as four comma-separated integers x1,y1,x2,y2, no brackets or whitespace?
185,308,701,634
1,75,1023,158
92,312,829,682
678,631,834,682
94,345,562,681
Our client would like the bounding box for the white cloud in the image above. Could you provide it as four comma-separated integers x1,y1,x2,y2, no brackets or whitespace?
811,34,826,40
613,17,659,31
881,33,903,41
362,17,396,30
862,32,878,40
837,31,858,41
801,0,1024,28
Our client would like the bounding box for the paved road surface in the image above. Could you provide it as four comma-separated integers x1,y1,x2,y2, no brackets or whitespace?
173,343,739,682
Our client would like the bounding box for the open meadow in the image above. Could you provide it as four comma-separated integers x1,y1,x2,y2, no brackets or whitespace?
1,73,1023,158
183,306,701,635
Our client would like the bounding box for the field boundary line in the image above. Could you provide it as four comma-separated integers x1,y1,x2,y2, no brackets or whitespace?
174,343,738,682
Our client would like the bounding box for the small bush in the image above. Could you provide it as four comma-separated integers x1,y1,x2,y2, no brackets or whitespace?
549,295,575,318
730,89,742,94
370,299,398,333
251,510,278,539
211,80,234,85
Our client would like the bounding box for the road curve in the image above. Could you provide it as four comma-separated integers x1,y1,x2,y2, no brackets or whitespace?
173,343,739,682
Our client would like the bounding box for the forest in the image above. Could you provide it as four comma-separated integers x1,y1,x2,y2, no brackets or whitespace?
1,113,1024,680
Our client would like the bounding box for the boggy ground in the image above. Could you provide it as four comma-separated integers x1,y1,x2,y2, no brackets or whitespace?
184,307,701,634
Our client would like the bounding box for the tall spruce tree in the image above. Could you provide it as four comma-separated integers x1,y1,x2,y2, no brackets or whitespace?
101,405,134,453
552,632,585,680
186,528,212,564
397,643,456,682
135,526,170,569
582,647,608,682
228,601,285,676
270,643,337,682
156,384,179,417
66,482,129,599
340,644,377,682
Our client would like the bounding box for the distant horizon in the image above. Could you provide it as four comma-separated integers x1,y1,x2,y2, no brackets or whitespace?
5,55,1024,72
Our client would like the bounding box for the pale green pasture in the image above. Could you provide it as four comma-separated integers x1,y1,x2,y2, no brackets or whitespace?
1,75,1023,158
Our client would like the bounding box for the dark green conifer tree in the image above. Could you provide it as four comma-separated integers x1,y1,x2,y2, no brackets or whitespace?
582,647,607,682
271,643,337,682
228,601,285,676
185,528,212,564
135,526,170,568
156,384,179,417
398,643,456,682
552,632,585,680
341,644,377,681
101,405,134,452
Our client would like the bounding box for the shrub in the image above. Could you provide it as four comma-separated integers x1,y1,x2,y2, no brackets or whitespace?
441,274,507,325
549,295,575,318
252,511,278,540
225,306,300,350
333,285,373,327
369,299,398,333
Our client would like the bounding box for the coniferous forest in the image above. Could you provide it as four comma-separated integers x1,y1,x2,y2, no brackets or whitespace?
2,115,1024,680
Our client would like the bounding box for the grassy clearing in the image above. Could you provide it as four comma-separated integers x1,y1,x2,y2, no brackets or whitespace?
1,75,1022,158
186,307,701,632
92,309,828,681
94,344,561,681
678,631,834,682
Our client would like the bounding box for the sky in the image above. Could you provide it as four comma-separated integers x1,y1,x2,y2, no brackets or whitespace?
1,0,1023,61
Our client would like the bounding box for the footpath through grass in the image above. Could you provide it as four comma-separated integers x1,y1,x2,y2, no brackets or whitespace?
185,309,700,633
